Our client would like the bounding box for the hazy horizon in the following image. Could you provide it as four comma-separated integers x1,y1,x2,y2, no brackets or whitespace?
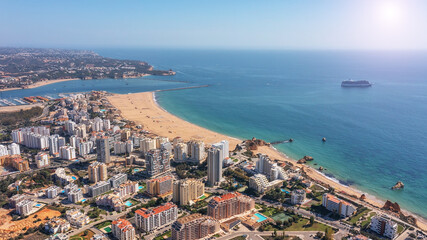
2,0,427,51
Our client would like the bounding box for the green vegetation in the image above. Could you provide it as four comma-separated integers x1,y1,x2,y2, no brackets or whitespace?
361,212,376,228
154,230,171,240
348,208,370,224
70,229,95,240
262,188,289,203
0,107,43,126
397,224,405,234
284,218,331,232
174,162,207,179
95,221,112,229
87,207,106,219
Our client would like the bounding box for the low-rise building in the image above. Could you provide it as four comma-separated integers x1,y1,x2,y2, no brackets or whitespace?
96,193,126,212
112,218,136,240
135,202,178,232
66,209,90,228
370,215,397,239
249,174,283,193
44,217,71,234
171,213,220,240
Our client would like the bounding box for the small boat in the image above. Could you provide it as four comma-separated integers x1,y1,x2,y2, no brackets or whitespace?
322,137,326,142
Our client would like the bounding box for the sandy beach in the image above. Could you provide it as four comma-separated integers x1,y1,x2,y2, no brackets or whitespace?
107,92,241,147
0,78,79,92
107,91,427,231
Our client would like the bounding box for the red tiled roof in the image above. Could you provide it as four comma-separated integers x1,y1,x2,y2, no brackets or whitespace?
112,218,134,231
212,192,241,202
135,202,176,219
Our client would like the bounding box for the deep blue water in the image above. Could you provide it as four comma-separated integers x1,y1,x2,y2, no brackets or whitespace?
3,49,427,219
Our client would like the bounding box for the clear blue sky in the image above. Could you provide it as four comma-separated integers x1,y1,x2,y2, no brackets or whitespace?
1,0,427,50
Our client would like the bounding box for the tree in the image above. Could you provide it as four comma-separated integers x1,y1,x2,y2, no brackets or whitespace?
310,216,315,226
323,228,333,240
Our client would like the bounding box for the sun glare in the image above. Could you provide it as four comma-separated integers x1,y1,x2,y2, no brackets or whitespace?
378,1,402,25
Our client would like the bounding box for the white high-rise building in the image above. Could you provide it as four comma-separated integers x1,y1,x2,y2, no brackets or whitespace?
65,120,76,134
114,141,127,155
103,119,111,130
36,152,50,168
212,140,229,161
207,146,223,186
187,140,205,163
370,215,397,239
140,138,156,154
0,145,8,157
78,141,94,156
59,146,76,160
126,140,133,153
92,118,104,132
8,143,21,155
49,135,60,156
174,143,187,162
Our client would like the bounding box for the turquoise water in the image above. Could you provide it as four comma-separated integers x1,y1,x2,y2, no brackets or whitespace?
125,201,133,207
281,189,290,194
71,176,77,180
253,213,268,223
3,49,427,220
35,203,41,207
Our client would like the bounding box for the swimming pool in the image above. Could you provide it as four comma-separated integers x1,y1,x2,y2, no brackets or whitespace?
280,189,290,194
81,199,87,202
253,213,267,223
35,203,42,207
138,186,143,190
124,201,132,207
71,176,77,180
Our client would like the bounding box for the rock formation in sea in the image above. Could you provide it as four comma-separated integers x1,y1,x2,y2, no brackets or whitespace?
392,181,404,190
383,200,401,213
360,194,366,201
245,137,269,150
297,155,314,164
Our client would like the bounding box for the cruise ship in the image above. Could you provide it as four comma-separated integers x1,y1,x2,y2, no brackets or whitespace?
341,80,372,87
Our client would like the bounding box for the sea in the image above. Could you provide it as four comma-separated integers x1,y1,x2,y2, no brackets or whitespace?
2,49,427,219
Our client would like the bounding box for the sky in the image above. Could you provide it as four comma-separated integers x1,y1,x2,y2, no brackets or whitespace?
1,0,427,50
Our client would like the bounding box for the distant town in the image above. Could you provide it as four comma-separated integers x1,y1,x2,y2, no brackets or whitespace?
0,90,425,240
0,48,175,90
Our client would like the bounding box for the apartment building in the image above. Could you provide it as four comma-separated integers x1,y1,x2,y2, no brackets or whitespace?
370,215,398,239
147,176,173,197
171,213,220,240
173,178,205,206
88,161,108,183
112,218,136,240
322,193,356,217
145,149,171,177
291,189,306,205
89,181,111,197
207,192,255,220
110,173,127,188
135,202,178,232
249,174,283,193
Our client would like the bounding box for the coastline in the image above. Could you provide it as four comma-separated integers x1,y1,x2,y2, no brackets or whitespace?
107,91,427,231
0,78,80,92
0,103,44,112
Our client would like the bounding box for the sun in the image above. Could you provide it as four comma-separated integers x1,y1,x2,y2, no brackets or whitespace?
378,1,402,25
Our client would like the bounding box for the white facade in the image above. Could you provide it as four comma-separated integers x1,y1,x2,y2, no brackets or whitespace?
46,186,61,198
370,215,397,239
8,143,20,155
174,143,188,161
291,189,306,205
36,152,50,168
59,146,76,160
135,203,178,232
207,146,223,186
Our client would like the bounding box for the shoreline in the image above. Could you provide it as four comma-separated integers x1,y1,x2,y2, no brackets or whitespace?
0,78,80,92
107,91,427,231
